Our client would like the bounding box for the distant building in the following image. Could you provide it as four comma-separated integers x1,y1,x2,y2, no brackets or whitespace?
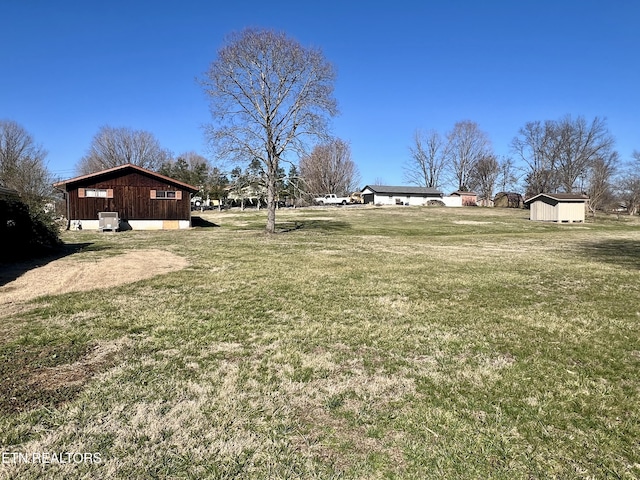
493,192,524,209
360,185,445,206
450,190,478,206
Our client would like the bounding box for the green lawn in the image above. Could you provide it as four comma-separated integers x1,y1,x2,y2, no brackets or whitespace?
1,206,639,479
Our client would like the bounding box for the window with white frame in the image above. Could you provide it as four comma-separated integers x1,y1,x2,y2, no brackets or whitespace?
85,188,108,198
78,188,112,198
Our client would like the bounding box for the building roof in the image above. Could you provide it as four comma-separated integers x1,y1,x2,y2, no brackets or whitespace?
361,185,443,196
524,192,589,204
53,163,199,193
0,186,20,199
450,190,477,196
494,191,522,198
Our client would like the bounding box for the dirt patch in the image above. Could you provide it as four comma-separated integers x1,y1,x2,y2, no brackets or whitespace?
0,338,130,414
27,339,130,391
452,220,491,225
0,249,188,310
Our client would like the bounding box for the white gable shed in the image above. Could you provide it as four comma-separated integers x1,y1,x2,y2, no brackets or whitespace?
525,193,589,223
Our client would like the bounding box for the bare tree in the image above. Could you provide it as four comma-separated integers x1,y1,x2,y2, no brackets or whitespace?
445,121,491,191
496,156,520,193
511,120,559,197
553,116,615,193
617,151,640,216
201,28,338,233
469,154,500,206
404,129,445,188
513,116,616,197
176,151,210,171
586,151,618,217
299,138,359,196
76,126,172,175
0,120,52,208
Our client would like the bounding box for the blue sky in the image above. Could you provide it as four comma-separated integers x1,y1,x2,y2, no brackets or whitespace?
1,0,638,190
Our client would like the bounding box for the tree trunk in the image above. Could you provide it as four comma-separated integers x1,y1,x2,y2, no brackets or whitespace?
265,155,277,233
266,175,276,233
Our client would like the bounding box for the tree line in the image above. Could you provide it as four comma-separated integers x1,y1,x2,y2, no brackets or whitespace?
78,125,360,209
1,119,360,220
405,116,639,215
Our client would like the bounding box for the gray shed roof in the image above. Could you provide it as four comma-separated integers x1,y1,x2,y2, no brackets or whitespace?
361,185,443,196
524,193,589,204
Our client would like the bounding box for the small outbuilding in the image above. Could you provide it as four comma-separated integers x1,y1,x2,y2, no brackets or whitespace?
494,192,524,209
54,163,199,230
524,193,589,223
450,190,478,206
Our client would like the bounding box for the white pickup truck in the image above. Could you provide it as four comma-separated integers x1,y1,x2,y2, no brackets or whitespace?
314,194,350,205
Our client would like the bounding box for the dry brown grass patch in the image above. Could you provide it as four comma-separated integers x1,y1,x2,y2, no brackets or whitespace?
28,338,131,392
1,338,130,414
0,249,188,313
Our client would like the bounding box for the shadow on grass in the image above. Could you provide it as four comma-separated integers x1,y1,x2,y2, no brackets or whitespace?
191,216,220,228
579,239,640,270
0,242,100,287
276,219,351,233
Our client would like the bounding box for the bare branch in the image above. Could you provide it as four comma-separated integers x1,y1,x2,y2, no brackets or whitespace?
0,119,52,208
445,121,491,191
76,126,171,175
200,28,337,233
299,138,360,197
404,129,445,188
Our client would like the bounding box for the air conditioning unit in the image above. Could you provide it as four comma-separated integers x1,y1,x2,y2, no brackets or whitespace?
98,212,120,232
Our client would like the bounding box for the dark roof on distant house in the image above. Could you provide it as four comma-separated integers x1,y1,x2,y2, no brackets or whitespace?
524,192,589,204
361,185,443,196
494,191,522,198
53,163,199,193
450,190,477,196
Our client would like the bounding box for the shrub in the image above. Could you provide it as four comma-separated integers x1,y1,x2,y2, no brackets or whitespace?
0,198,61,262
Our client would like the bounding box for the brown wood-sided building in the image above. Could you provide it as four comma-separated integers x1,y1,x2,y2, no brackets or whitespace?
53,164,199,230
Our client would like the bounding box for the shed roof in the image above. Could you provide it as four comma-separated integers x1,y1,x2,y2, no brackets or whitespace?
53,163,199,193
450,190,477,196
494,191,522,199
524,192,589,204
361,185,442,196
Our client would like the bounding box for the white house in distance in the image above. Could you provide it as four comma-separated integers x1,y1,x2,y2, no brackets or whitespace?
524,193,589,223
360,185,463,207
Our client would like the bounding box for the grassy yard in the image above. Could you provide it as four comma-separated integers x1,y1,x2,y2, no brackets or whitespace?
1,206,639,479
